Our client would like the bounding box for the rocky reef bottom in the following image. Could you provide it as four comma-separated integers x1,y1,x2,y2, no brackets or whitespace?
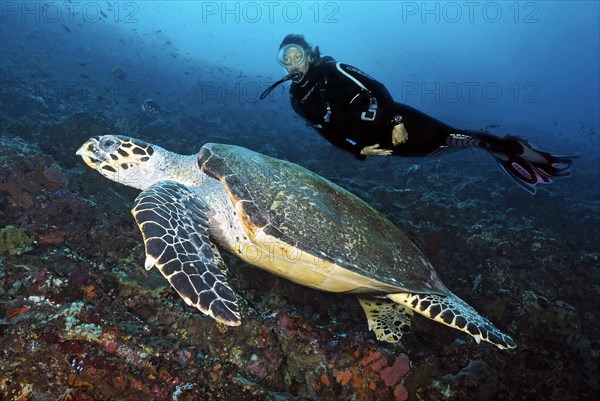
1,112,598,401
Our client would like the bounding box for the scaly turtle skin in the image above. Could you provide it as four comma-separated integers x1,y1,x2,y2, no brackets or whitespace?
77,135,516,349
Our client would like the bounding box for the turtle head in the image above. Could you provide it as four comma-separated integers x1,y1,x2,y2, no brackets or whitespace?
77,135,168,190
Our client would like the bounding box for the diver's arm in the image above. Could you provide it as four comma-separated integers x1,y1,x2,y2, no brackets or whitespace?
335,63,409,147
360,144,393,156
324,61,399,135
322,62,402,150
313,125,368,160
290,89,366,159
335,63,395,106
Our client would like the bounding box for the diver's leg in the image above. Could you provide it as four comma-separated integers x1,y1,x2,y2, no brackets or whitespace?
457,131,580,194
390,103,579,193
388,103,457,156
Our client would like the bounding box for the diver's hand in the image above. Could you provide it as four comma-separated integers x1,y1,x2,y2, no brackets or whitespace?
360,144,393,156
392,123,409,146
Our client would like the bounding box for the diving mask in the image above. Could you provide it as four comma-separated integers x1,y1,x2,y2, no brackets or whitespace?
277,44,307,68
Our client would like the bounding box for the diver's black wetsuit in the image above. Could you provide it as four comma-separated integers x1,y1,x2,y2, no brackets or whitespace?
288,56,577,193
289,56,460,158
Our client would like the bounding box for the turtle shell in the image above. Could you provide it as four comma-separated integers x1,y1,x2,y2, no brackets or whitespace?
198,143,450,296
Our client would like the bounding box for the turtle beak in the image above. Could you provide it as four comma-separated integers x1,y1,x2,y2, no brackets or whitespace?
75,143,87,157
76,137,107,168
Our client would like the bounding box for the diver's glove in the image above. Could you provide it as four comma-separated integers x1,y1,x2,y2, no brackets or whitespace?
360,144,393,156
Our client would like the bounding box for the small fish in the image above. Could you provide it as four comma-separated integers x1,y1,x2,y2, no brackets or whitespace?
80,74,90,79
155,30,162,33
141,99,161,115
62,25,71,33
78,62,87,67
100,10,107,18
111,66,127,80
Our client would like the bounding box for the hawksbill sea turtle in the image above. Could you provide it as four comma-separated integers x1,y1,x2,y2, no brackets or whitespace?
77,135,516,350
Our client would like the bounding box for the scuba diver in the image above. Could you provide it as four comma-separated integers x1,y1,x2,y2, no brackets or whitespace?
260,34,579,194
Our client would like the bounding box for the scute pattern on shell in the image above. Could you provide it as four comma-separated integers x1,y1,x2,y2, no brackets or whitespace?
198,143,449,295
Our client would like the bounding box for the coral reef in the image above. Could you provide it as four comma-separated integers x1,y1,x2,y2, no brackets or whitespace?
0,127,598,401
0,225,33,257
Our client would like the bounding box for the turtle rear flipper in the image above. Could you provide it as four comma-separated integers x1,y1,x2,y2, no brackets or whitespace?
132,180,241,326
358,297,413,343
388,292,516,350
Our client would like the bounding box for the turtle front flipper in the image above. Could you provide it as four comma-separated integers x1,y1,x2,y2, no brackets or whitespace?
388,292,516,350
132,180,241,326
358,297,413,343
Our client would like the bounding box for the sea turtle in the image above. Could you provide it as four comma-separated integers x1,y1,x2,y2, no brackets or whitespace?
77,135,516,349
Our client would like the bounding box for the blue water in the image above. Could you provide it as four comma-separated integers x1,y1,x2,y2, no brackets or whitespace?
1,1,598,251
1,1,598,148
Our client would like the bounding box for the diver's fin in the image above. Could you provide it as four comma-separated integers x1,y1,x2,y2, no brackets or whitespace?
489,135,580,194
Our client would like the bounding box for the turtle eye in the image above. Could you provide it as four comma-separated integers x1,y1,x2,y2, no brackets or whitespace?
99,136,120,152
